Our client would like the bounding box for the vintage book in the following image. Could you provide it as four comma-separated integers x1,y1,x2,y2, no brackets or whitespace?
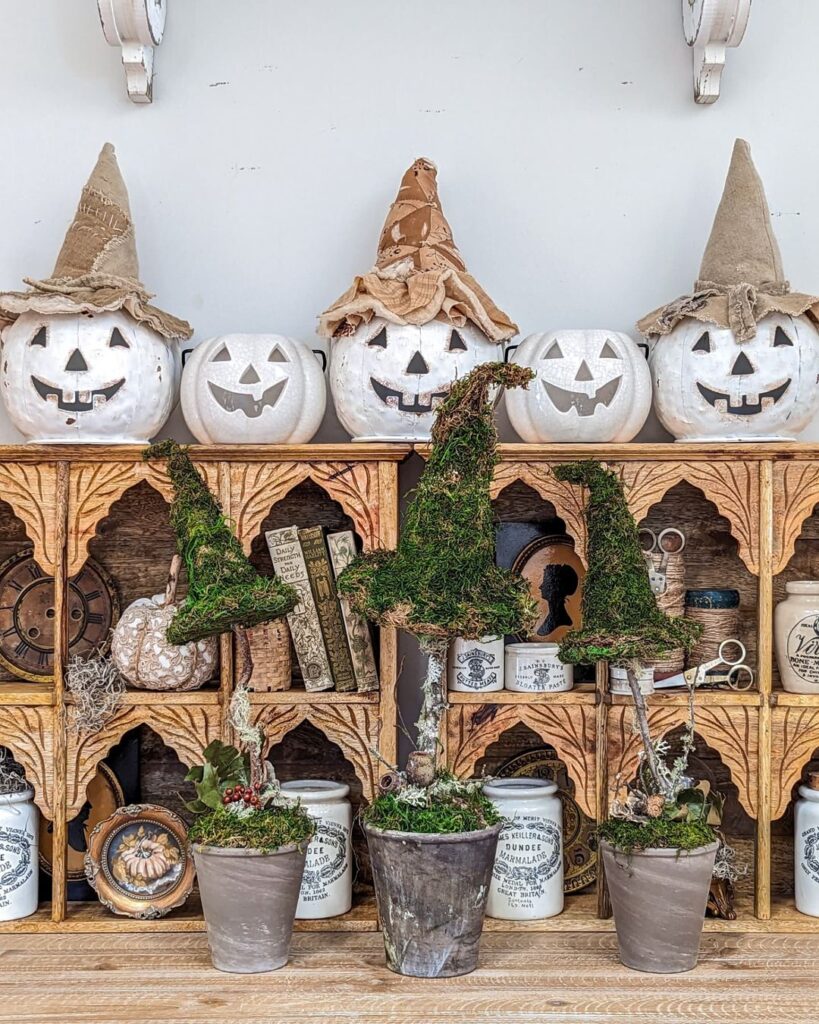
264,526,333,692
298,526,357,693
327,531,379,693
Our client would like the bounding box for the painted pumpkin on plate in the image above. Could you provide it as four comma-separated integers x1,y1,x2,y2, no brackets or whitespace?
181,333,326,444
0,310,179,443
506,330,652,443
330,317,500,441
649,313,819,441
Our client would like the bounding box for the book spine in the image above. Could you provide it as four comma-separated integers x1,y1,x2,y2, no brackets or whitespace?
264,526,333,692
326,531,379,693
298,526,357,693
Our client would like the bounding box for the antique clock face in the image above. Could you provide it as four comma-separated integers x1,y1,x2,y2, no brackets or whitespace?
0,551,119,682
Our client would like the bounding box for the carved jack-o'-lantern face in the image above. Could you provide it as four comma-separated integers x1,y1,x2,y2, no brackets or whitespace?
505,330,653,443
180,333,326,444
649,313,819,441
0,310,179,443
329,316,500,440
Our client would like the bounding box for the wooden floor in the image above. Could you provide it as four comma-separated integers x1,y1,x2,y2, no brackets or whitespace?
2,930,818,1024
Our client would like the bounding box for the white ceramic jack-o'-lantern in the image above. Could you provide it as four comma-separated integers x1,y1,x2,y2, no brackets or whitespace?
319,158,518,439
649,313,819,442
181,334,326,444
506,330,652,443
330,317,499,441
0,311,180,443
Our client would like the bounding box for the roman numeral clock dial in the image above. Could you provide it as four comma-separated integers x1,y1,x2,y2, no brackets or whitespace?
0,551,119,683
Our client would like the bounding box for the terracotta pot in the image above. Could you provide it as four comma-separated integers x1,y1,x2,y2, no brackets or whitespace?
601,839,718,973
364,822,502,978
192,842,307,973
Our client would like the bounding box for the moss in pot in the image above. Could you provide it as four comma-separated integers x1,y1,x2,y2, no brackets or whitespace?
338,362,537,978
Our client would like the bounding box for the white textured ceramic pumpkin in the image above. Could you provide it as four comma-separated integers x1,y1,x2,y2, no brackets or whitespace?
650,313,819,441
181,333,326,444
111,587,217,692
0,310,179,443
330,317,500,441
506,330,652,443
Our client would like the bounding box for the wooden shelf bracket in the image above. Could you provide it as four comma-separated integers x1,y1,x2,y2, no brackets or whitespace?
682,0,751,104
97,0,167,104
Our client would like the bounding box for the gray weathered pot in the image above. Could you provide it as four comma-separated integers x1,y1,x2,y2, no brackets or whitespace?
192,842,307,974
364,821,502,978
601,839,719,974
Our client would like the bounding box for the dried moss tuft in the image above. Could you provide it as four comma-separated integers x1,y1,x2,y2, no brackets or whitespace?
597,816,717,853
337,363,537,640
555,461,701,664
188,804,314,853
363,785,500,835
144,440,297,644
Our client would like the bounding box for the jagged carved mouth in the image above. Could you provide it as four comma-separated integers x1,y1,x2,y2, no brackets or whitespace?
32,376,124,413
370,377,448,414
208,380,287,418
542,376,621,417
696,380,790,415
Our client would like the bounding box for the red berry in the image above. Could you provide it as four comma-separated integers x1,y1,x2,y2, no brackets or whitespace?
224,787,233,798
244,789,253,801
222,795,230,805
250,795,260,807
254,783,262,792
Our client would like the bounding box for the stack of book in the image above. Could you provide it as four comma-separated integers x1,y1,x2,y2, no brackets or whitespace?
264,526,379,693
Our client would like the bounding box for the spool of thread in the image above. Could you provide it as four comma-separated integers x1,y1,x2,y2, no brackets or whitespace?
684,589,740,667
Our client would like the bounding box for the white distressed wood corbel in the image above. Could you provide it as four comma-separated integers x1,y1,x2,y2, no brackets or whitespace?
97,0,167,104
682,0,751,104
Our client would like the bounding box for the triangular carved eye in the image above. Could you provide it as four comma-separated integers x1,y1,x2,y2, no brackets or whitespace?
109,328,129,348
692,332,711,353
30,327,47,347
367,328,388,349
600,341,619,359
268,346,289,362
448,330,468,352
543,340,563,359
774,326,794,347
211,345,231,362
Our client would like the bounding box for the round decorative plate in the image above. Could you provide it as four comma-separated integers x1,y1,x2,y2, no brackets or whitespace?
84,804,194,919
0,550,119,682
511,535,584,643
497,746,596,894
39,762,124,881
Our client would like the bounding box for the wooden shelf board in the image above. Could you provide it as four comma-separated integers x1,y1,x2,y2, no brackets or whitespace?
448,686,596,706
772,692,819,707
611,689,760,707
0,682,53,706
0,443,412,463
248,690,380,705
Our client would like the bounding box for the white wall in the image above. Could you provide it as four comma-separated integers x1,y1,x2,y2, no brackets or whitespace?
1,0,817,745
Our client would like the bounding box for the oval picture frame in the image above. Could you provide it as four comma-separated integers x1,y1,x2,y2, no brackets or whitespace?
84,803,194,919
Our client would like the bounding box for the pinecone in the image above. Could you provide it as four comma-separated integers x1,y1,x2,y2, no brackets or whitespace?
406,751,436,787
646,794,665,818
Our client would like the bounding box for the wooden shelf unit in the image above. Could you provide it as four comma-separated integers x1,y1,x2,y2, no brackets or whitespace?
443,442,819,931
0,443,407,932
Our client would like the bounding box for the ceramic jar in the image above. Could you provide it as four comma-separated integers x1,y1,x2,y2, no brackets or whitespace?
504,643,573,693
609,664,655,696
795,771,819,917
280,780,352,919
447,637,504,692
0,786,38,921
775,582,819,694
483,779,563,920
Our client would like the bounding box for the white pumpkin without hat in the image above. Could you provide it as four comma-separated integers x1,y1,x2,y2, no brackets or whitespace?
319,158,518,441
639,139,819,442
0,143,191,443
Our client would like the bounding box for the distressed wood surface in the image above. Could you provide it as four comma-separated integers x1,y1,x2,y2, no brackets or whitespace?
0,462,59,573
1,930,818,1023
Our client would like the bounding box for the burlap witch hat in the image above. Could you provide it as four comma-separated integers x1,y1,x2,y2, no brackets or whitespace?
318,157,517,342
0,143,192,340
638,139,819,342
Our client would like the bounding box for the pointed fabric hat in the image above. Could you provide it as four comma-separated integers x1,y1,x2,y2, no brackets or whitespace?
0,144,192,340
318,158,518,342
638,139,819,342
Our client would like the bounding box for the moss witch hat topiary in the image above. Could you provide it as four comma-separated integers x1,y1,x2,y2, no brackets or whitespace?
337,362,537,641
144,441,297,645
555,461,700,664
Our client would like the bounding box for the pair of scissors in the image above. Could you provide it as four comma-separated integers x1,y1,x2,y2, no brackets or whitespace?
638,527,686,596
653,639,755,692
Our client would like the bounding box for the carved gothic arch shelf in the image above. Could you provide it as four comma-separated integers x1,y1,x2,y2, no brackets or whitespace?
446,703,596,819
0,707,54,819
0,463,59,575
772,461,819,575
771,706,819,820
230,462,383,554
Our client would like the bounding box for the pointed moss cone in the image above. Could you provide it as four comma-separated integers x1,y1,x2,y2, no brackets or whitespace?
144,441,297,645
337,362,537,640
555,462,701,665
